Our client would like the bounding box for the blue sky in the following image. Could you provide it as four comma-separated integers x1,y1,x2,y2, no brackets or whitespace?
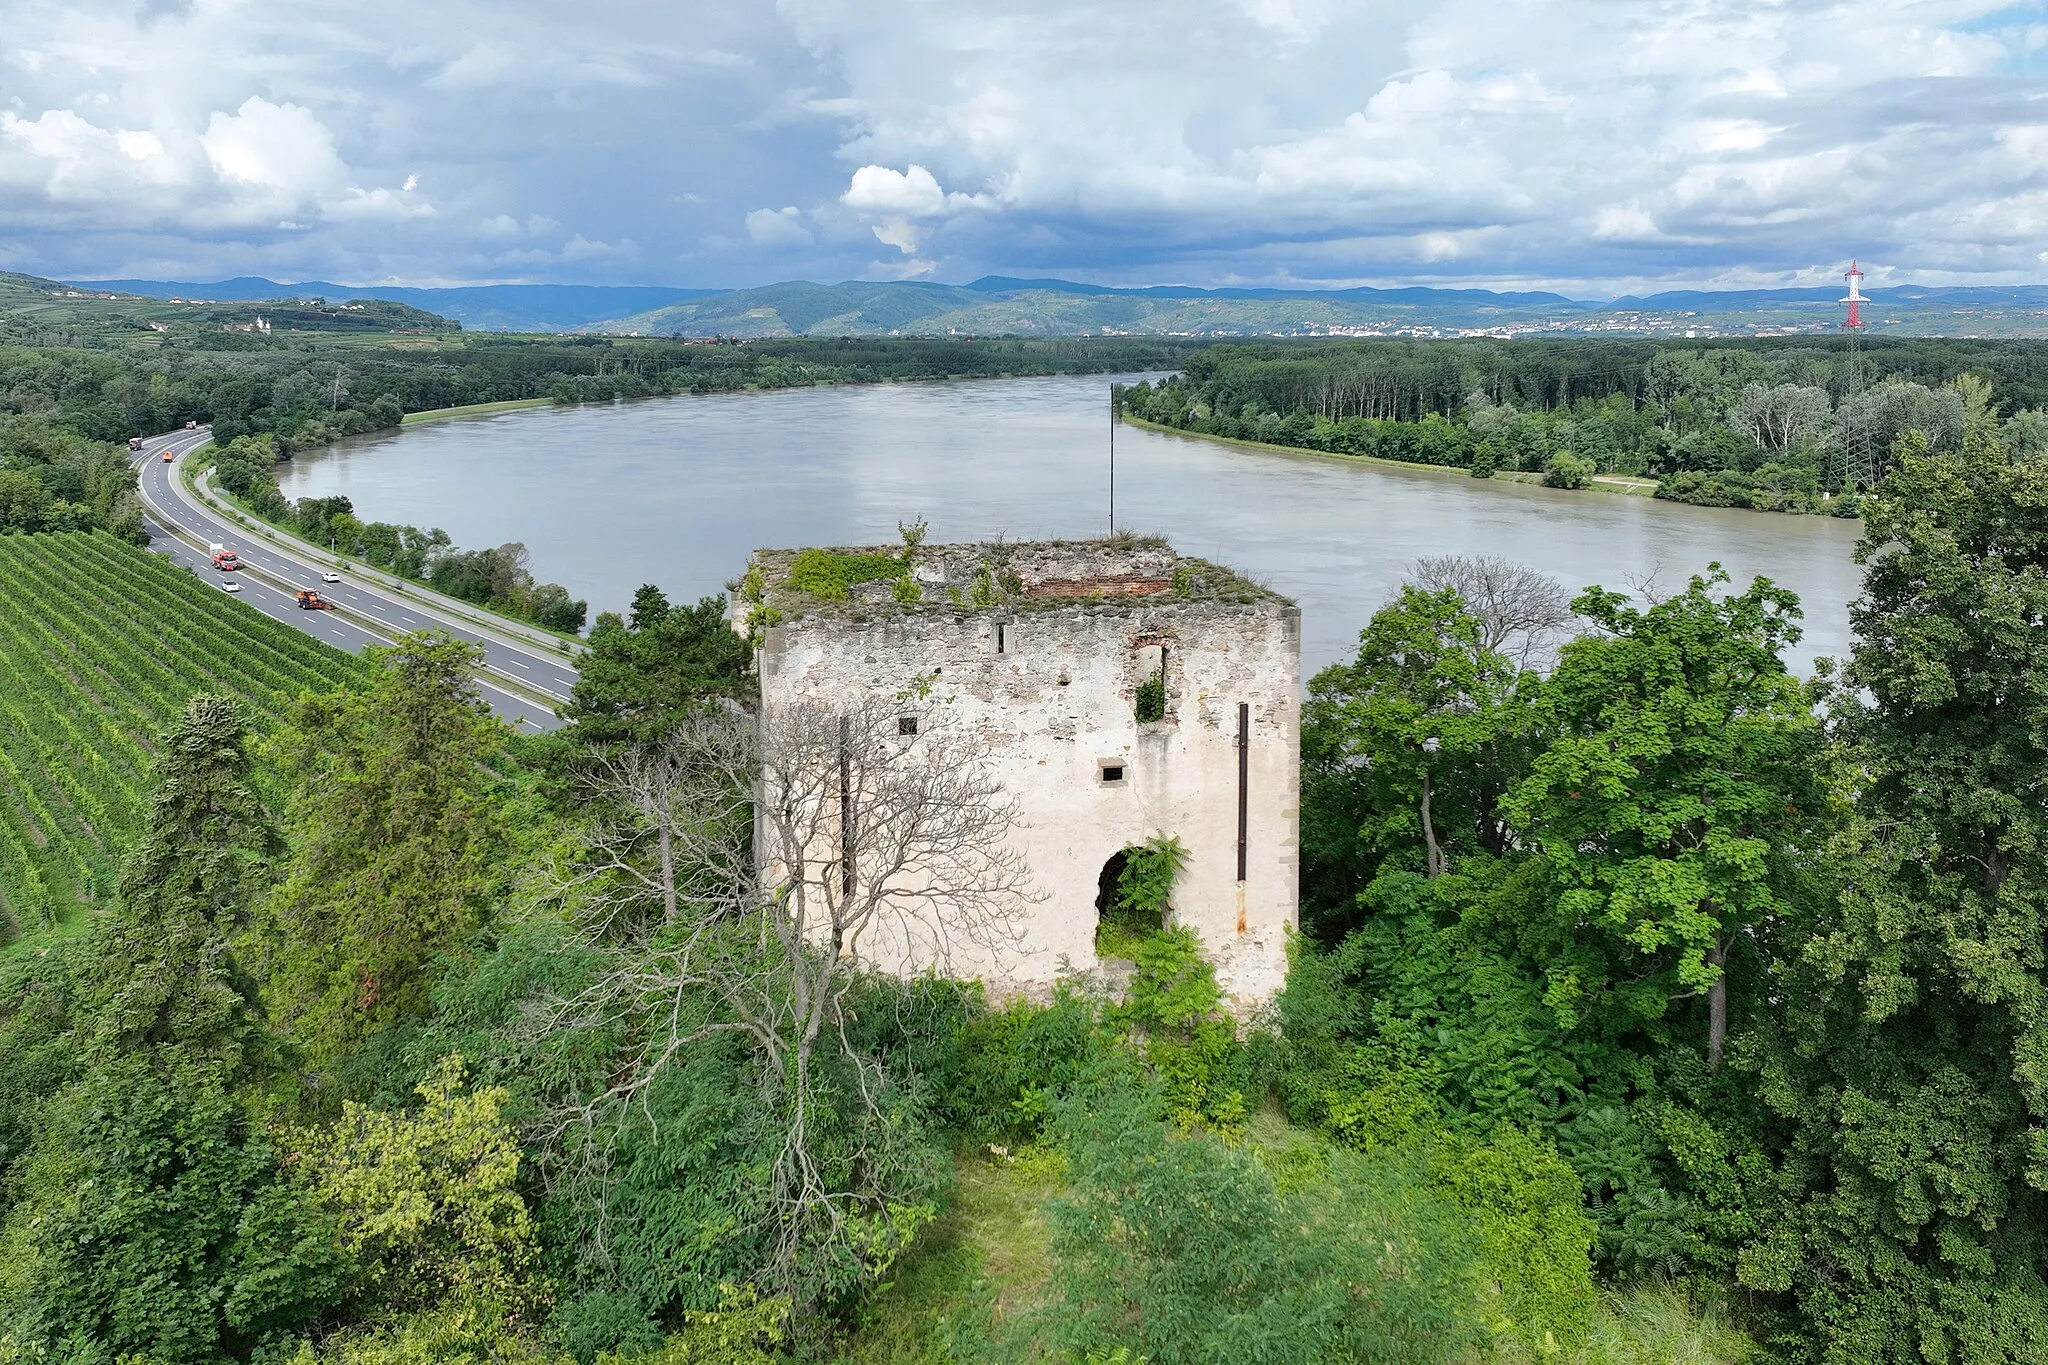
3,0,2046,293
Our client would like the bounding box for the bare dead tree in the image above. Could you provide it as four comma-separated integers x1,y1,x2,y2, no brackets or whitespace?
1410,554,1575,668
558,717,758,938
543,695,1030,1306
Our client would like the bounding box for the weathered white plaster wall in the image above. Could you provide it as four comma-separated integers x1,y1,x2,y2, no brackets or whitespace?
755,582,1300,1006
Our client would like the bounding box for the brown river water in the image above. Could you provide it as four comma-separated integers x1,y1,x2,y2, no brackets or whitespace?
277,373,1865,678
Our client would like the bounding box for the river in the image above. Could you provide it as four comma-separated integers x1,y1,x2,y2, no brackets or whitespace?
277,373,1865,677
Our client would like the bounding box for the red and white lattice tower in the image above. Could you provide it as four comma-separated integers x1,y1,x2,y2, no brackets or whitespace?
1841,261,1874,491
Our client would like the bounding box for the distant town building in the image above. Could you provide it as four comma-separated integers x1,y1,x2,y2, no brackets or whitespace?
737,537,1301,1005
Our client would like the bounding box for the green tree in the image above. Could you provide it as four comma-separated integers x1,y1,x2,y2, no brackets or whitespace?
0,697,342,1363
87,694,279,1072
260,633,512,1078
1736,422,2048,1359
1305,586,1530,894
1506,568,1826,1069
566,586,753,746
292,1056,542,1323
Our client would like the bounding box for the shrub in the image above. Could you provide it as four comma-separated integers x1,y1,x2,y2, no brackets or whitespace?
1542,454,1594,489
785,548,905,601
945,990,1118,1144
1097,834,1187,956
1116,925,1243,1134
1041,1087,1480,1365
1134,675,1166,722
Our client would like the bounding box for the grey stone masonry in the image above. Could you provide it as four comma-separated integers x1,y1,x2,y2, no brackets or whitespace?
736,537,1301,1006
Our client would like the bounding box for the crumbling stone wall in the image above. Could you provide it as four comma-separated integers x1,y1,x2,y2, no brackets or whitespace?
748,540,1300,1006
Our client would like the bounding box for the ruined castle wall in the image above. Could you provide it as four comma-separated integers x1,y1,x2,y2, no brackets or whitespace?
756,596,1300,1005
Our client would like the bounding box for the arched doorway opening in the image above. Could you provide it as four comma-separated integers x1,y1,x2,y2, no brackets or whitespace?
1095,848,1158,958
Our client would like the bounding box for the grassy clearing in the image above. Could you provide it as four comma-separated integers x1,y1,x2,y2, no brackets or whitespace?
0,532,364,950
835,1136,1756,1365
400,397,555,425
837,1150,1062,1363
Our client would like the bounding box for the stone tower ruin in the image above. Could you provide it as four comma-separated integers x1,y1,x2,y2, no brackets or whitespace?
735,537,1300,1005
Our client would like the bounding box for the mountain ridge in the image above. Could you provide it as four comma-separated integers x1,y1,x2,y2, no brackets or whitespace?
57,273,2048,338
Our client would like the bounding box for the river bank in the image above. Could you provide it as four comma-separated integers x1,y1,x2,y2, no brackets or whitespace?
402,397,555,425
1117,413,1667,499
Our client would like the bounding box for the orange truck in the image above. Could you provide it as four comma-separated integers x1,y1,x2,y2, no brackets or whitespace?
296,590,337,611
161,448,174,462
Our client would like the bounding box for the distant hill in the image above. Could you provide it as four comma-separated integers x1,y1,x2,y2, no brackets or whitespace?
598,277,1603,338
72,278,721,332
59,273,2048,339
3,272,456,338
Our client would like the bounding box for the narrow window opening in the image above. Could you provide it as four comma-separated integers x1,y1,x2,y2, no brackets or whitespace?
995,623,1009,653
897,716,918,736
1134,643,1168,723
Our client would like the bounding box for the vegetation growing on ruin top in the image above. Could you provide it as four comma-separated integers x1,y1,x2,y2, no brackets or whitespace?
740,534,1291,624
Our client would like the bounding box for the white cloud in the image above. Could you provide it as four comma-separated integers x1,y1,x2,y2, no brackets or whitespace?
1593,203,1658,242
745,205,811,245
840,164,990,259
560,234,640,261
115,129,163,160
841,164,983,218
202,97,345,198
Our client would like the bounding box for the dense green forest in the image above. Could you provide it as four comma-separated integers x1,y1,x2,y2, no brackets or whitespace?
1,327,1195,455
8,392,2048,1362
1,305,1190,627
1120,336,2048,513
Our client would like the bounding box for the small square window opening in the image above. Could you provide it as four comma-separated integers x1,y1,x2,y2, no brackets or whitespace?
897,716,918,736
1100,763,1125,784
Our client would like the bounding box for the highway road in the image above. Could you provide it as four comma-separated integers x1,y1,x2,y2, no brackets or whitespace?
132,429,571,733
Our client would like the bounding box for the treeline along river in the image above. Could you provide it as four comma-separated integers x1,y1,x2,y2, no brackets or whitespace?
275,373,1863,674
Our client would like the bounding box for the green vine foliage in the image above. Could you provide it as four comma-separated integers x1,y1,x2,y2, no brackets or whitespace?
784,549,907,601
1134,676,1166,723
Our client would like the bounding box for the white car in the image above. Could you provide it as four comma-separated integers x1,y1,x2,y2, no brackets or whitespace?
219,580,243,593
321,571,342,583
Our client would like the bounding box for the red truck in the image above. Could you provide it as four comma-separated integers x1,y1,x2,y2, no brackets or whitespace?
208,543,240,571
